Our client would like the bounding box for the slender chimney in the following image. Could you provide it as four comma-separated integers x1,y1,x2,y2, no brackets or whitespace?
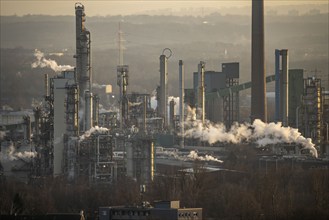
84,90,93,131
179,60,185,147
44,73,49,97
143,96,147,133
159,54,168,127
281,49,289,126
92,94,99,127
275,49,280,122
198,61,205,124
251,0,267,122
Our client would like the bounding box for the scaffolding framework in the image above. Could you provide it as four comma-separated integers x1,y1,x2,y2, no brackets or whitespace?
117,65,129,128
223,77,239,128
127,135,155,184
300,77,323,150
64,84,79,179
78,134,117,185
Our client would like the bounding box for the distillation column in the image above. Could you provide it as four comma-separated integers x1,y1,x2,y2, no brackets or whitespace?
75,3,91,131
117,23,129,128
117,65,129,128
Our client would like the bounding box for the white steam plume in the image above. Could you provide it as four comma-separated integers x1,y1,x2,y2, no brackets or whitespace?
0,143,37,161
158,148,223,163
183,107,318,158
0,131,6,141
168,96,180,116
92,83,107,89
79,126,109,142
49,52,64,57
187,150,223,163
129,102,142,107
31,49,73,72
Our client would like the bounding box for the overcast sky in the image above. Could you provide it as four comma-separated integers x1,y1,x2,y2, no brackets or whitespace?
1,0,328,16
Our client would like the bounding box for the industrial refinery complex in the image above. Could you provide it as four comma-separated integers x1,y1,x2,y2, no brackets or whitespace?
0,1,328,219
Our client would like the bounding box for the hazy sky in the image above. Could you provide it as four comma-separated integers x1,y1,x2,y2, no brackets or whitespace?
1,0,328,16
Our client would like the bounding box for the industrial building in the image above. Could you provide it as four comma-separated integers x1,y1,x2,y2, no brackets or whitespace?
191,62,239,127
99,201,202,220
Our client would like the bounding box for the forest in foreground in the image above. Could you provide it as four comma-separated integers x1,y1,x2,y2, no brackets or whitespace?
1,156,328,220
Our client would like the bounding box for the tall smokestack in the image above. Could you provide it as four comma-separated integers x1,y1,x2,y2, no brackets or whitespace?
251,0,267,122
197,61,205,124
159,54,168,127
281,49,289,126
169,98,175,130
275,49,289,125
275,49,280,122
179,60,185,147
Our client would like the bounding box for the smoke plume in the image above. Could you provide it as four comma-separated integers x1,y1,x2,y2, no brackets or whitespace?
183,107,318,158
31,49,73,72
0,131,6,141
92,83,107,89
168,96,180,116
158,148,222,163
0,143,37,161
49,52,64,57
187,150,223,163
129,102,142,107
79,126,109,141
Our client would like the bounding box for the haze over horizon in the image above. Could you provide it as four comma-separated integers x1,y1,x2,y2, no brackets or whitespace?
1,0,328,109
1,0,328,17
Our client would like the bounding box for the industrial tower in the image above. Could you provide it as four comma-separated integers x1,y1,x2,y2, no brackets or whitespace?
75,3,92,131
117,23,129,128
251,0,267,122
